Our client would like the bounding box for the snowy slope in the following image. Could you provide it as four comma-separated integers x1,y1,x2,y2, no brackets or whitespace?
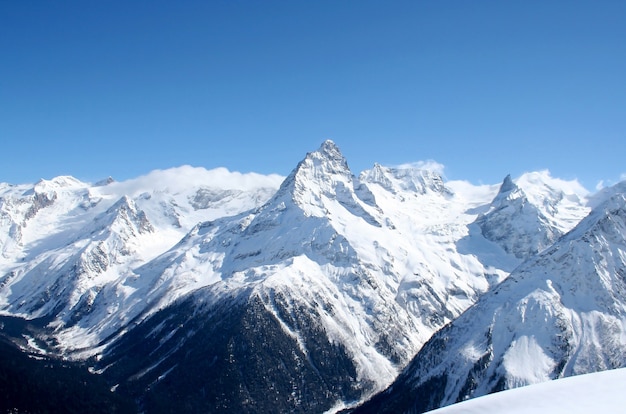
426,367,626,414
353,188,626,414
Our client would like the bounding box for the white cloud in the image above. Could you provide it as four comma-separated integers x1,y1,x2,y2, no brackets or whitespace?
395,160,446,176
99,165,284,198
595,180,605,191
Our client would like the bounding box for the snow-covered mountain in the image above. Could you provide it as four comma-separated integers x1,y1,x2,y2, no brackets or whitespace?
0,167,282,349
476,171,589,259
353,188,626,414
92,140,519,412
0,141,595,412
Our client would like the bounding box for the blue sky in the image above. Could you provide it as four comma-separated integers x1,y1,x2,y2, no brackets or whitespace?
2,1,625,190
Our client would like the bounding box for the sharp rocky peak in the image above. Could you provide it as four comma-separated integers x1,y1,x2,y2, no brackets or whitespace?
292,139,352,183
493,171,580,208
94,176,115,187
490,173,525,205
97,195,154,237
476,173,589,260
270,140,372,216
499,173,517,194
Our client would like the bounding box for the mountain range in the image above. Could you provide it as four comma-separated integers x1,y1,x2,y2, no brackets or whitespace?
1,140,623,413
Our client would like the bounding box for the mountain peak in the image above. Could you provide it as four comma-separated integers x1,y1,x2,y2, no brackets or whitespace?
245,140,382,234
273,141,353,208
360,163,449,196
34,176,85,191
286,140,350,179
94,176,115,187
500,174,516,193
477,172,589,260
100,195,154,237
492,174,523,204
317,139,344,162
303,139,350,176
320,138,339,151
566,192,626,244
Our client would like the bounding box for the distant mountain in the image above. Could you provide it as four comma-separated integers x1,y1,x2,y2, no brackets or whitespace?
476,171,589,258
0,142,595,412
0,166,282,351
353,189,626,414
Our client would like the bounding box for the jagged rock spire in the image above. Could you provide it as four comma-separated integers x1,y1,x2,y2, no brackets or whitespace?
499,174,516,193
360,163,450,195
270,140,357,213
291,140,352,184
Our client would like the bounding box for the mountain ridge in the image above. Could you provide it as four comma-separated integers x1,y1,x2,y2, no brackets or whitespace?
0,141,608,412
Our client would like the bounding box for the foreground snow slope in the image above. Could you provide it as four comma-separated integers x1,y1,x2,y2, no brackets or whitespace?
426,367,626,414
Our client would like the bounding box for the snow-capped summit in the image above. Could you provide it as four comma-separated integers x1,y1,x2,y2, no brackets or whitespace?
305,139,348,175
0,194,158,323
360,163,450,197
95,196,154,240
94,176,115,187
476,171,589,259
499,173,516,193
0,176,92,262
286,140,350,187
271,139,376,218
33,175,86,191
587,179,626,209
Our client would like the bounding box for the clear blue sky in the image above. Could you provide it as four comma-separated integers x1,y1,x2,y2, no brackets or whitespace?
2,1,625,190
